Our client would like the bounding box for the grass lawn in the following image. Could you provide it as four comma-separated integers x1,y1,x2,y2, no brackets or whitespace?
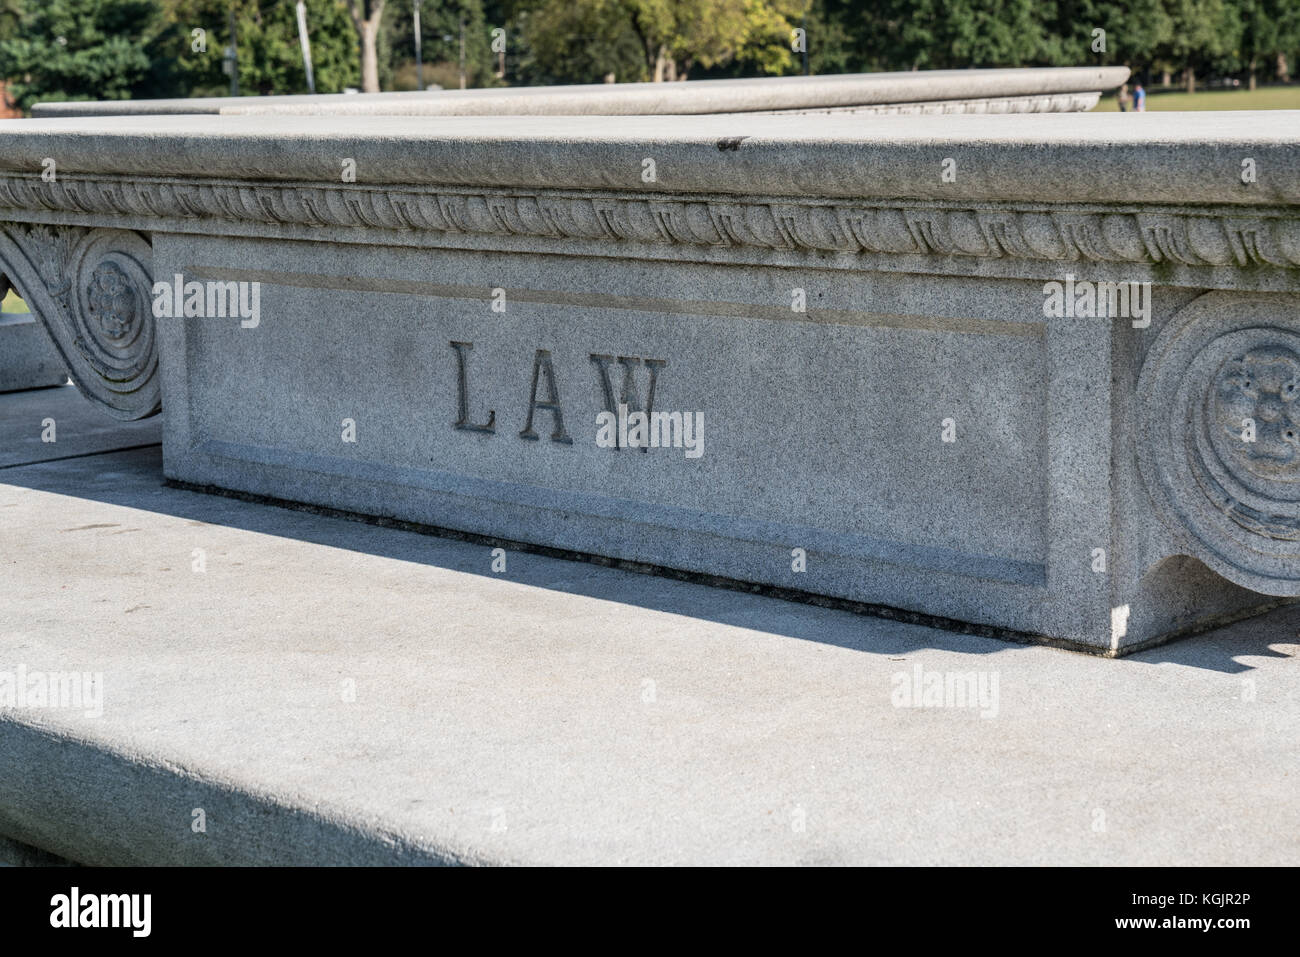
2,289,28,313
1093,85,1300,111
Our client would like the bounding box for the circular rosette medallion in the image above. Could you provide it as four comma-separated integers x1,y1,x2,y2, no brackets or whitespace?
70,231,157,399
1138,292,1300,595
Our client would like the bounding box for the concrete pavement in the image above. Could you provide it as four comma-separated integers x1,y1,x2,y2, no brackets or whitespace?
1,386,1296,865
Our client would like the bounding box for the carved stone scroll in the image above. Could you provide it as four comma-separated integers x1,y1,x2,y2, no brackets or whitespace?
0,224,159,419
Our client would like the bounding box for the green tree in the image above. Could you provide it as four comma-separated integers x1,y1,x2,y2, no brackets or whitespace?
159,0,359,97
1042,0,1173,73
797,0,856,76
516,0,648,82
871,0,1052,71
627,0,802,79
513,0,801,83
385,0,498,89
1156,0,1240,91
0,0,161,110
1239,0,1300,87
247,0,361,93
0,0,22,38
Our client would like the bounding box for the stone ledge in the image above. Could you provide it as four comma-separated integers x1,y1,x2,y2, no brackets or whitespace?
30,67,1127,118
0,112,1293,206
0,719,470,865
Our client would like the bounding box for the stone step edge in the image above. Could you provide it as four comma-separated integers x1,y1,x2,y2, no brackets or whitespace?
0,718,488,866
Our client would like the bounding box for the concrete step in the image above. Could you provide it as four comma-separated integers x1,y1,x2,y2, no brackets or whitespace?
1,395,1298,865
0,313,66,394
0,383,160,469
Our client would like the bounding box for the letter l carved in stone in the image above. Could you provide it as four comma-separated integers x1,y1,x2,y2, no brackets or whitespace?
450,341,496,433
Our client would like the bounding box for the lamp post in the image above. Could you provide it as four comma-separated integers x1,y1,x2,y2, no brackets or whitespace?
295,0,316,94
223,8,238,96
414,0,423,91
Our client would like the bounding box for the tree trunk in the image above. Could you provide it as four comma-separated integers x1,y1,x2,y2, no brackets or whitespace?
1249,57,1257,90
1279,52,1291,84
626,16,654,82
653,45,669,82
1160,69,1170,86
360,20,379,92
1184,67,1195,94
346,0,386,93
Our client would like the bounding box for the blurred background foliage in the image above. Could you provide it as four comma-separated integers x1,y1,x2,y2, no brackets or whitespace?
1,0,1298,111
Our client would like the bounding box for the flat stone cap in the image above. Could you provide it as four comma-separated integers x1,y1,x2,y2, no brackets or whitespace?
31,67,1128,118
0,111,1295,207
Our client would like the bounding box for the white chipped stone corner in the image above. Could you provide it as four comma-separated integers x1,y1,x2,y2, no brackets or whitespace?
0,109,1297,654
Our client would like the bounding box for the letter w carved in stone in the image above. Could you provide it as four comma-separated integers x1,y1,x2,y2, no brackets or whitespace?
590,354,667,451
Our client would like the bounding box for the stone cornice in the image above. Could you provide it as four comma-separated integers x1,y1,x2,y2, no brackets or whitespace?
1,174,1298,271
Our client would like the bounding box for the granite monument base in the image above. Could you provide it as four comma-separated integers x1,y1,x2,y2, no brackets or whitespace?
3,111,1298,653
